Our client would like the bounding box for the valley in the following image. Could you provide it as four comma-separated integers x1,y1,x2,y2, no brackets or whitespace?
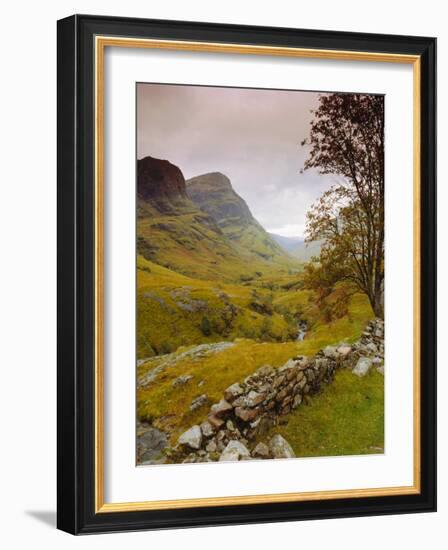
136,155,382,464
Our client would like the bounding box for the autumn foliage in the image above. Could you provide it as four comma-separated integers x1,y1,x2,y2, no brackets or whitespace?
302,93,384,318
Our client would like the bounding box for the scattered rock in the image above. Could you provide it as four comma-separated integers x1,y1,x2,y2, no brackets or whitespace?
190,394,209,411
137,427,168,464
269,434,295,459
172,374,193,387
178,425,202,450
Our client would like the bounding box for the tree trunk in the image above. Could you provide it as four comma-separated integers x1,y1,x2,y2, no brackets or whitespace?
370,289,384,319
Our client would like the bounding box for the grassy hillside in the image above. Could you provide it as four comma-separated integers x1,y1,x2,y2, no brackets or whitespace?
258,368,384,457
137,289,375,444
137,255,299,358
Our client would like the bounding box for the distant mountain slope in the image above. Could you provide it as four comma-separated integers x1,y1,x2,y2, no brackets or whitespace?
292,240,322,262
137,157,299,281
186,172,296,266
269,232,322,262
269,233,304,253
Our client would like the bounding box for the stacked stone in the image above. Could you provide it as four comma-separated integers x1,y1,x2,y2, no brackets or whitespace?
168,318,384,463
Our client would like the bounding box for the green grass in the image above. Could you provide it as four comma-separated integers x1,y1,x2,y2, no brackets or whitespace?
260,368,384,457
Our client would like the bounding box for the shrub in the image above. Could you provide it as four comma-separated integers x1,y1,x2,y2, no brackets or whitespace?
200,316,212,336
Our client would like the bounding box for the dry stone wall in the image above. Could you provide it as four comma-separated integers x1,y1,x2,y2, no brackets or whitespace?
168,318,384,464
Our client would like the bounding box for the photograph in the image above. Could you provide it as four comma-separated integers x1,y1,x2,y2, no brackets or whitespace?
136,83,385,466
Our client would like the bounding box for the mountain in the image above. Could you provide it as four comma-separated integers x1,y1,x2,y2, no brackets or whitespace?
138,156,188,212
186,172,294,266
137,158,298,281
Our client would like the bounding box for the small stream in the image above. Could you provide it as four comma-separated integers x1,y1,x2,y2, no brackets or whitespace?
296,320,308,341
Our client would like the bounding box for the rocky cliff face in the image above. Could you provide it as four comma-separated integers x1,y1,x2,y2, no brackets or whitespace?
137,156,189,213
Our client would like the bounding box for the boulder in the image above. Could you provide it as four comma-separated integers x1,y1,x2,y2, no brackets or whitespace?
353,357,373,377
269,434,295,459
137,427,168,463
219,440,250,462
178,425,202,450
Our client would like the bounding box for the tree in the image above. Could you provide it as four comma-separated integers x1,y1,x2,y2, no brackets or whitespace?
302,93,384,318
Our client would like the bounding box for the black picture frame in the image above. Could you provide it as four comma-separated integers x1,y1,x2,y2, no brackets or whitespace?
57,14,436,534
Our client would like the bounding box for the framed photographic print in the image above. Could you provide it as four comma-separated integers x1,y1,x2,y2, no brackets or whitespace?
57,14,436,534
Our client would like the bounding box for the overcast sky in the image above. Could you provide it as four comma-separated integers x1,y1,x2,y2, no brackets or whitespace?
137,83,337,238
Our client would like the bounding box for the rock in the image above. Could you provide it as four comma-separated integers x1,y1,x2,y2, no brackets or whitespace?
205,440,217,453
252,442,270,458
200,420,215,438
323,345,337,359
219,440,250,462
353,357,373,377
234,407,258,422
172,374,193,387
273,375,286,388
269,434,295,459
210,399,233,417
337,345,352,357
279,358,297,372
292,394,302,409
255,365,275,377
365,342,378,354
190,394,209,411
224,382,244,403
208,414,225,429
137,427,168,463
226,419,235,431
178,425,202,450
245,390,266,407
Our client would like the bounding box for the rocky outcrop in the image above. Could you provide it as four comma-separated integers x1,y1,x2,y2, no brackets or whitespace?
137,156,189,212
167,319,384,464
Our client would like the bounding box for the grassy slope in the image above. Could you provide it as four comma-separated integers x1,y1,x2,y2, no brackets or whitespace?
137,290,375,445
262,369,384,457
137,256,298,358
138,201,300,284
